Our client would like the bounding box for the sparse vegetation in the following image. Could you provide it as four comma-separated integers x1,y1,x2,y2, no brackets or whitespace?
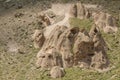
1,19,120,80
0,0,120,80
69,18,93,31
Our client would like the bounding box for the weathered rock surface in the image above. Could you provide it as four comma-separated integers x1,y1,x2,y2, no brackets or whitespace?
32,3,113,78
73,30,94,67
69,4,77,18
93,12,118,33
36,50,63,69
50,66,65,78
89,25,109,69
35,25,109,70
56,27,79,68
37,26,79,68
32,30,45,49
69,3,91,19
37,13,51,27
77,3,91,19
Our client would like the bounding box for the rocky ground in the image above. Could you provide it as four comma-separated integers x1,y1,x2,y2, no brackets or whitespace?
0,1,120,80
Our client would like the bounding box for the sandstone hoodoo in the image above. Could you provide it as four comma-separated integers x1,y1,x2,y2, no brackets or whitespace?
73,30,94,67
35,25,109,71
69,2,91,19
93,12,118,33
77,3,91,19
30,2,118,78
36,51,63,69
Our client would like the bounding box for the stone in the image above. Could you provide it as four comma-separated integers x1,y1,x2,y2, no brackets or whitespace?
93,12,118,33
56,27,79,68
69,4,77,18
89,25,109,69
36,26,79,68
32,30,45,49
77,3,91,19
73,30,94,67
36,50,63,69
35,24,109,70
37,13,51,27
50,66,65,78
69,3,91,19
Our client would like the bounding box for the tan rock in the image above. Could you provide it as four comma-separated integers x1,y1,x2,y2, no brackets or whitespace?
32,30,45,49
37,13,51,27
36,26,79,68
93,12,118,33
73,30,94,66
39,25,68,52
77,3,91,19
36,49,63,69
69,4,77,18
50,66,65,78
35,24,109,70
89,25,109,69
57,27,79,68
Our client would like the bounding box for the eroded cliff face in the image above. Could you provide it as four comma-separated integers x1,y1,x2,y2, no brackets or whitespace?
31,2,115,78
34,25,109,71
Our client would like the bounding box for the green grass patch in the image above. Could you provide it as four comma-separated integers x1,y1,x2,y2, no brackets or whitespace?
69,18,93,31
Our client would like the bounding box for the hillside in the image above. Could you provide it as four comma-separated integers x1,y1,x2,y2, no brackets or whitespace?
0,1,120,80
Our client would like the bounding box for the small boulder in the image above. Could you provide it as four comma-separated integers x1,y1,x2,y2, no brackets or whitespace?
14,12,24,18
57,27,79,68
37,13,51,27
50,66,65,78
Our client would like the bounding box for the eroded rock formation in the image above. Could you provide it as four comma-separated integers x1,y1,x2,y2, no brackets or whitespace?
69,3,118,33
73,30,94,67
77,3,91,19
69,3,91,19
35,25,109,71
31,3,115,78
36,26,78,68
93,12,118,33
69,4,77,18
89,25,109,69
32,30,45,49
